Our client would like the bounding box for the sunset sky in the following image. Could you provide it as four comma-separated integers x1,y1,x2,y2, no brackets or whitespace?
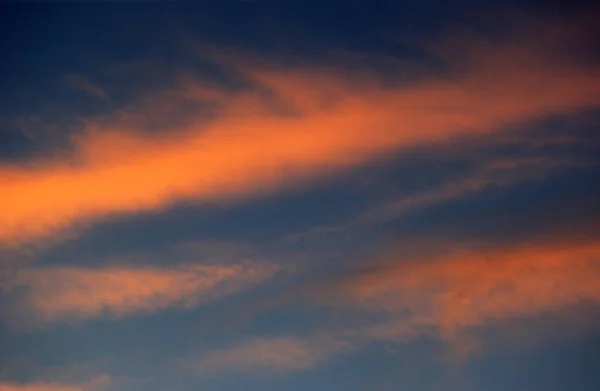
1,2,600,391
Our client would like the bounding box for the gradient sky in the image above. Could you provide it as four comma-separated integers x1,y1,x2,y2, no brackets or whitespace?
1,2,600,391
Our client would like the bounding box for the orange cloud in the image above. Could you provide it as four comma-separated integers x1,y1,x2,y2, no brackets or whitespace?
0,383,81,391
3,262,276,325
2,20,599,247
0,376,109,391
340,241,600,342
182,238,600,376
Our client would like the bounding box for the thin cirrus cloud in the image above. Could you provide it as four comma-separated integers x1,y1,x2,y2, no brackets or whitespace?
0,383,81,391
192,334,350,376
357,153,595,226
2,261,276,326
282,149,597,245
1,17,599,248
0,376,109,391
65,74,111,103
0,383,85,391
336,239,600,345
194,238,600,375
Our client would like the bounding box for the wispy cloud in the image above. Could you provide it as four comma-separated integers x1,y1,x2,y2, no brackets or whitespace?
0,383,82,391
283,147,597,245
360,154,595,224
192,334,350,375
65,74,110,102
195,238,600,376
1,16,599,247
0,376,109,391
334,240,600,347
2,262,276,326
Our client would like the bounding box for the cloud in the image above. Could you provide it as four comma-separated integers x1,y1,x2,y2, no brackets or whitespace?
1,16,599,247
0,383,81,391
282,143,598,245
360,154,595,224
335,240,600,345
65,74,111,102
193,334,349,375
2,262,276,326
200,238,600,376
0,376,109,391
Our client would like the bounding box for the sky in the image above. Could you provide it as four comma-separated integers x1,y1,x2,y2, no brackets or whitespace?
1,2,600,391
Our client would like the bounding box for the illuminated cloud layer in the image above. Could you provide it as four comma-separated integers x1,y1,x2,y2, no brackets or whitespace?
341,241,600,338
0,376,110,391
0,383,82,391
2,6,600,391
197,239,600,375
3,262,276,325
1,22,599,247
